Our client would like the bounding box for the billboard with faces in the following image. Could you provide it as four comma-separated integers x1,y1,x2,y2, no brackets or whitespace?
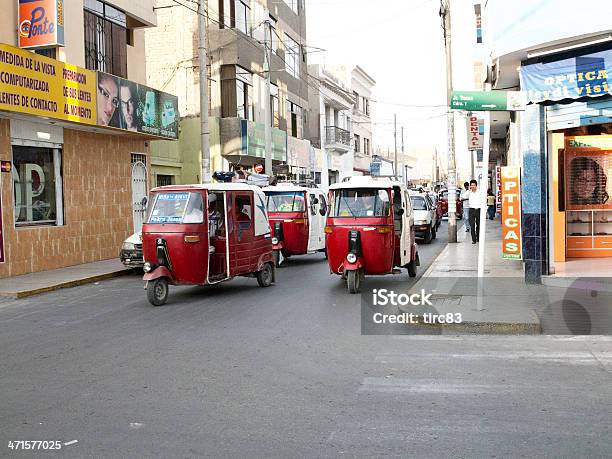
96,72,179,140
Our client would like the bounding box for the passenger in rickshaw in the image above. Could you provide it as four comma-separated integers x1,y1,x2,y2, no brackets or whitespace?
207,193,224,235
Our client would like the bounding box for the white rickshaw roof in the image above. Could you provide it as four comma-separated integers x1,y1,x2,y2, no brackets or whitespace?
328,176,404,191
262,183,317,193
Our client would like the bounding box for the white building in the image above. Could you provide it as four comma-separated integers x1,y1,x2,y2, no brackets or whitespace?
307,65,356,186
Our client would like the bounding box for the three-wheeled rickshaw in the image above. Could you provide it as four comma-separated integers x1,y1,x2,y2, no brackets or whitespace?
325,176,420,294
141,183,275,305
263,183,327,266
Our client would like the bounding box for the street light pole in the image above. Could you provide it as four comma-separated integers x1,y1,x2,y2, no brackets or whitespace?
198,0,211,183
441,0,457,242
263,21,273,177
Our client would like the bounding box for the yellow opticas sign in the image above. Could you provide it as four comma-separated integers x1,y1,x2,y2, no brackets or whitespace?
0,43,96,125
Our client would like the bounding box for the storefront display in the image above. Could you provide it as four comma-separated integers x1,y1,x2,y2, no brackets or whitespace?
564,135,612,257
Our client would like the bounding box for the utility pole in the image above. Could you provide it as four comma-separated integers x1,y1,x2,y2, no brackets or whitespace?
263,20,273,176
401,126,405,184
198,0,211,183
441,0,457,242
394,114,398,180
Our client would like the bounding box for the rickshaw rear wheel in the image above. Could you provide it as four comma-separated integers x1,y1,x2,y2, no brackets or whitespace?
257,263,274,287
407,259,417,278
347,269,361,294
147,278,169,306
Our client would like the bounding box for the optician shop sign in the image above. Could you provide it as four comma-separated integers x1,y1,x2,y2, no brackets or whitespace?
520,48,612,104
0,43,180,140
501,166,522,260
19,0,65,49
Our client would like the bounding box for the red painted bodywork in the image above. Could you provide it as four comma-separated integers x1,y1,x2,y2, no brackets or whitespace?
142,189,273,287
326,217,395,275
439,190,463,216
268,211,309,256
143,265,175,283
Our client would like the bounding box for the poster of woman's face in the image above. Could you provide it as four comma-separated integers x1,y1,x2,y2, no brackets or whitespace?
96,73,120,127
567,154,611,209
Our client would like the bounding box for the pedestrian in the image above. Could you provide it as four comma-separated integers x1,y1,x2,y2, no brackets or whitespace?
468,180,482,244
460,182,471,232
487,189,496,220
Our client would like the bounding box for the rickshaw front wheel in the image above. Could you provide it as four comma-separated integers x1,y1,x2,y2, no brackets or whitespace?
147,278,169,306
407,259,417,278
273,250,282,268
257,263,274,287
347,269,361,294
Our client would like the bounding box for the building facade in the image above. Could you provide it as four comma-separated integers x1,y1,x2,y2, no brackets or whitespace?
480,0,612,282
349,66,375,176
0,0,177,277
146,0,315,185
307,64,355,186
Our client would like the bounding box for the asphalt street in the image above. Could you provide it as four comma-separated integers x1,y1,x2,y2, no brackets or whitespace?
1,223,611,458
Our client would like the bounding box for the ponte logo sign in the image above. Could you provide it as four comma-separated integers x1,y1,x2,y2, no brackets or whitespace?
501,167,522,260
18,0,65,49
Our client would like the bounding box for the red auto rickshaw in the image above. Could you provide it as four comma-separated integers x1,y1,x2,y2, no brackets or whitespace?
326,177,420,294
263,183,328,266
141,183,275,306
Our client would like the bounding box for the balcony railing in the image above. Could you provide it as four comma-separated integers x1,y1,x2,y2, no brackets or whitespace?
325,126,351,147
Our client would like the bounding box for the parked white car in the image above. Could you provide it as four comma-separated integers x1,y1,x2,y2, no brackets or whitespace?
409,191,437,244
119,232,143,268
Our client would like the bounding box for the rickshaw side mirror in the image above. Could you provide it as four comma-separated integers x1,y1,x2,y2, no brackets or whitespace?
396,208,405,216
141,196,148,207
311,197,319,205
319,206,327,216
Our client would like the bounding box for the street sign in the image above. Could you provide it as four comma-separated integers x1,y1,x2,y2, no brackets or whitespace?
466,116,484,150
450,91,526,111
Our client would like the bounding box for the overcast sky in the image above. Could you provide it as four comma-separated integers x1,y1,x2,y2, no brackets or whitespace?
306,0,454,155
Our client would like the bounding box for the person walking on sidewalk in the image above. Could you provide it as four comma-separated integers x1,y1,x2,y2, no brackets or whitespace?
468,180,483,244
487,189,496,220
460,182,471,232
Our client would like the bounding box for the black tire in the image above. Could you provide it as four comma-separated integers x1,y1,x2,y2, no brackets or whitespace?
273,250,281,268
147,278,169,306
257,263,274,287
407,259,417,278
347,269,361,294
424,227,433,244
432,224,437,240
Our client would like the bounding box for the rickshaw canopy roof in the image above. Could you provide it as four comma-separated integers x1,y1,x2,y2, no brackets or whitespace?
151,183,263,193
263,183,320,193
328,176,405,191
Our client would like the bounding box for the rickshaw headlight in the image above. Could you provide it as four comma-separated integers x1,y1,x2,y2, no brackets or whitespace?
346,253,357,264
143,262,153,273
272,237,279,245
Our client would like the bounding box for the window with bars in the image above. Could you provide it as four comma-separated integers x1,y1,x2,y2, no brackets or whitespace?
83,1,128,78
156,174,174,187
131,153,147,165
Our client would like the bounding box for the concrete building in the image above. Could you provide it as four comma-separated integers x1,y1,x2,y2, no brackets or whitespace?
307,64,355,186
349,66,376,176
0,0,176,277
473,0,612,282
146,0,315,185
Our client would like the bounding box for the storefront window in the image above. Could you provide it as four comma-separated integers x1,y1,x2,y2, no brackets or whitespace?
12,146,63,226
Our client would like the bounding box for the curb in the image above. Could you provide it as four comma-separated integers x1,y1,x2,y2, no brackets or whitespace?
0,269,134,299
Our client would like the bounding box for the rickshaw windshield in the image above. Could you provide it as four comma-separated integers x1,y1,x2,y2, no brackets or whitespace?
410,196,428,210
330,189,390,217
148,192,204,224
266,192,306,212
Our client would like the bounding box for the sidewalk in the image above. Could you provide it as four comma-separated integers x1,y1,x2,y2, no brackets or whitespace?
401,217,543,334
0,259,132,299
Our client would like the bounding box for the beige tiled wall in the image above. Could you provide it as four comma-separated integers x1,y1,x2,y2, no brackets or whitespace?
0,119,148,277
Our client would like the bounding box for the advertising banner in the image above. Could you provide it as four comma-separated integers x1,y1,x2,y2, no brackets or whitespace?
0,43,95,124
96,72,179,139
18,0,65,49
495,165,502,212
0,174,4,263
520,49,612,104
501,166,522,260
564,136,612,211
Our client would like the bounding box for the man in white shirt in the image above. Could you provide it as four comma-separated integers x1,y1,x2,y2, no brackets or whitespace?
468,180,482,244
460,182,471,232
